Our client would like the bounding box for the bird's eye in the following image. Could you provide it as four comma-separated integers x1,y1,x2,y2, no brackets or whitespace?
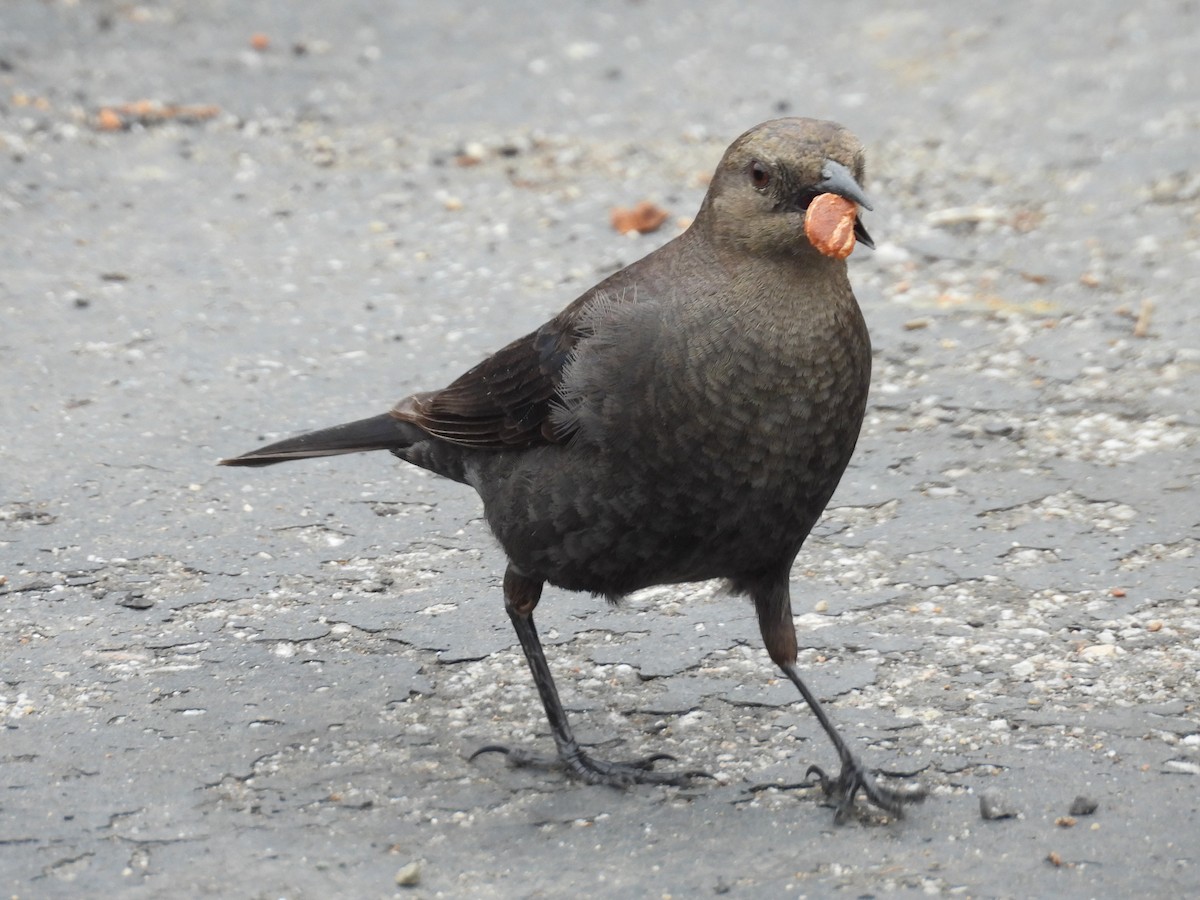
749,160,771,190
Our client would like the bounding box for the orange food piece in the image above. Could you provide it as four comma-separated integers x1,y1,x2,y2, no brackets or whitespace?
804,192,858,259
96,108,124,131
610,201,670,235
94,101,220,129
250,33,271,51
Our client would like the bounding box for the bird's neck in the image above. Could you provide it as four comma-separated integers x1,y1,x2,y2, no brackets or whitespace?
722,245,854,317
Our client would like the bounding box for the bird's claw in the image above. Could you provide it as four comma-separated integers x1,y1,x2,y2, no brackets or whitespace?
804,760,924,824
470,743,710,787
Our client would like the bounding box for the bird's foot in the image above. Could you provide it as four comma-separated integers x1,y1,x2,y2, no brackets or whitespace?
470,743,709,787
804,757,925,824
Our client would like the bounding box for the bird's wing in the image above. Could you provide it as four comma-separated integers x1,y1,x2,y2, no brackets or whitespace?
392,314,579,448
392,233,692,449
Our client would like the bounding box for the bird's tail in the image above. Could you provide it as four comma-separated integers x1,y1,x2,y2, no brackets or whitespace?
219,413,419,467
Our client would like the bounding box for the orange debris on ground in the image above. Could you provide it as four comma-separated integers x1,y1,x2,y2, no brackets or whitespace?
94,101,220,130
610,201,670,235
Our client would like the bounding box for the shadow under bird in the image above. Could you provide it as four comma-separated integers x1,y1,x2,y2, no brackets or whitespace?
222,117,924,822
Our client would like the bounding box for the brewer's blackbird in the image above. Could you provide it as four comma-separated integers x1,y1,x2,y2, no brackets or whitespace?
222,117,921,822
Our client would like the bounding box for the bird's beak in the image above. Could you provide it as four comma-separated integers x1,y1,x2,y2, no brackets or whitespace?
817,160,872,209
818,159,874,250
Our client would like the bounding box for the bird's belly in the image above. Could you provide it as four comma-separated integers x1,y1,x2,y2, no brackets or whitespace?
478,406,861,596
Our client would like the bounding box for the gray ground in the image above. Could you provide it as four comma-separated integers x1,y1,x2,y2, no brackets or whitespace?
2,1,1198,897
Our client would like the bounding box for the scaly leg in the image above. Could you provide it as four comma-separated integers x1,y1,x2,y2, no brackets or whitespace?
471,567,705,786
751,571,925,823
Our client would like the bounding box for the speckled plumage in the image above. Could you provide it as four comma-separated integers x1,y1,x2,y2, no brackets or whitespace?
222,118,920,821
469,245,870,597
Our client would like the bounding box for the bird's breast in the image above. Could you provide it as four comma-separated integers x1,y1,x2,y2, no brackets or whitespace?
670,283,870,477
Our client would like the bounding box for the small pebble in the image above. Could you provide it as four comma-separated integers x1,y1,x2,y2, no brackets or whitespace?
1069,795,1099,816
979,790,1018,820
395,860,421,887
114,591,154,610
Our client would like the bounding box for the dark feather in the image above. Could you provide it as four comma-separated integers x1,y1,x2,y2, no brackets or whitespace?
390,294,608,448
219,413,417,466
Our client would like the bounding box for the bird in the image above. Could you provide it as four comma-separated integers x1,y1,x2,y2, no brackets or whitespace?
221,117,922,822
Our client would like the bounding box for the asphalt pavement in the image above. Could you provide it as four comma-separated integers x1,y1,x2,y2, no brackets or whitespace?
1,1,1197,897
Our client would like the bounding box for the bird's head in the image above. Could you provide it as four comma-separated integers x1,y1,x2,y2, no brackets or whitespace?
699,117,873,260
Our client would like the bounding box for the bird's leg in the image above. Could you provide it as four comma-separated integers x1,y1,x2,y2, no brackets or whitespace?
470,566,703,787
753,576,924,823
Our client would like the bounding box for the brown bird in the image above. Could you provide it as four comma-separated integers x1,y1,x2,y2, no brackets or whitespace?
222,117,921,822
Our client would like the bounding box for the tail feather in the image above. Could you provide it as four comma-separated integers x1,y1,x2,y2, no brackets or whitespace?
220,413,418,467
